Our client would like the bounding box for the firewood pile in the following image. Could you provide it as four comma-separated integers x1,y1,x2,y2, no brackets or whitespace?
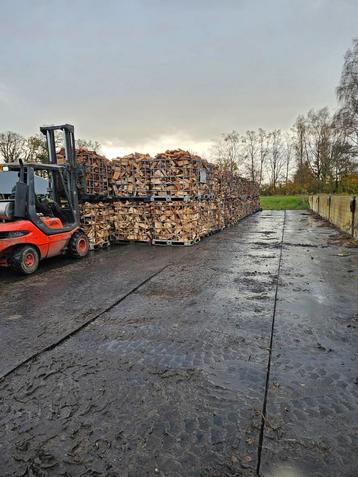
237,177,260,199
111,201,152,242
68,147,259,201
222,199,243,226
111,153,151,197
150,150,206,198
223,197,258,225
152,202,201,243
58,148,112,197
213,170,259,201
194,200,223,237
79,196,259,248
76,149,112,197
74,147,259,247
79,202,112,247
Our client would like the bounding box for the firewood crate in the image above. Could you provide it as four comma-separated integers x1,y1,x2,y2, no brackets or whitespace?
76,147,260,248
150,150,211,199
80,202,113,248
111,153,151,197
111,201,152,243
151,201,201,244
76,150,112,197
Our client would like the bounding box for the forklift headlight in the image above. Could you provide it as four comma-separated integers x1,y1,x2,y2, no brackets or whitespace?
0,230,30,239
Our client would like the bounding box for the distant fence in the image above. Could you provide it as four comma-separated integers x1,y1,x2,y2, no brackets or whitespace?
308,194,357,239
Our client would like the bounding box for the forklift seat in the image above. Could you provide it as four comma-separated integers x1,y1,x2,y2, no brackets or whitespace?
40,216,64,229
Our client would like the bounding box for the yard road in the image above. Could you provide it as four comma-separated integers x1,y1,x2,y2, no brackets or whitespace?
0,210,357,477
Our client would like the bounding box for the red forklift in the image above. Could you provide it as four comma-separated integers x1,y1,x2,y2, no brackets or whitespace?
0,124,89,274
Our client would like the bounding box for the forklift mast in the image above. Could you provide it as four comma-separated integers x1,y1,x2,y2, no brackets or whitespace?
40,124,80,224
40,124,76,167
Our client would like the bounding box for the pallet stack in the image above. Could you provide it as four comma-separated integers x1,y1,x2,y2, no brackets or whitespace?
75,148,259,248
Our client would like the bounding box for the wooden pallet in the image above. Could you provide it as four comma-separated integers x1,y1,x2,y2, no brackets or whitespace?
110,238,151,245
152,238,200,247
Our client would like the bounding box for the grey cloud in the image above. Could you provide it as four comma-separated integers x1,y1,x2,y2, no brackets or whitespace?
0,0,357,147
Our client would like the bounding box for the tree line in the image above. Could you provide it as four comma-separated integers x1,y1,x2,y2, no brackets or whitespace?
210,39,358,194
0,131,101,165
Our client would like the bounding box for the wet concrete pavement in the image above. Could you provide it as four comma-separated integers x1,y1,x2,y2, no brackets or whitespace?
261,213,358,476
0,210,357,476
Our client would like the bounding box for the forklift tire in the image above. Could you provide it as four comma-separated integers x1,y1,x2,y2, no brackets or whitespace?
11,245,40,275
68,230,89,258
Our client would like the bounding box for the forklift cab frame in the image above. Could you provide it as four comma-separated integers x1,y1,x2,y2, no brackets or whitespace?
0,124,89,274
9,161,80,234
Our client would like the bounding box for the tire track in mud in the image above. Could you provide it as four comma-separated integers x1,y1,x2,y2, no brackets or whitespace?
0,264,170,382
256,210,286,476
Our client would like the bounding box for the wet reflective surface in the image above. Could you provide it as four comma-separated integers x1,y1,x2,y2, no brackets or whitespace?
0,211,357,476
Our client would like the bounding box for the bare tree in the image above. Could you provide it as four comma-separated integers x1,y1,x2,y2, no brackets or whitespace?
283,131,294,187
242,130,258,183
0,131,26,163
211,131,242,173
257,128,269,186
267,129,285,191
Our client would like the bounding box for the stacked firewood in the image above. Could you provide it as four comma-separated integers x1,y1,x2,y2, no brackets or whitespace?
111,153,151,197
206,164,221,198
75,149,112,197
150,150,209,198
111,201,152,242
75,147,259,247
206,167,260,201
239,177,260,198
205,200,225,232
195,200,222,237
152,202,201,243
222,199,243,226
151,199,235,243
224,197,260,226
79,202,112,247
57,148,112,196
79,196,259,247
70,147,259,201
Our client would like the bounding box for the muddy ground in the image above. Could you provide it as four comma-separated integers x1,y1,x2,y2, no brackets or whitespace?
0,210,357,477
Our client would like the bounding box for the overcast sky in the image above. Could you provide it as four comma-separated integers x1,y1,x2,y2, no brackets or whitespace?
0,0,357,157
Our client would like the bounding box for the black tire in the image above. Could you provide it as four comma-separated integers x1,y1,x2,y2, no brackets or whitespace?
68,230,89,258
11,245,40,275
